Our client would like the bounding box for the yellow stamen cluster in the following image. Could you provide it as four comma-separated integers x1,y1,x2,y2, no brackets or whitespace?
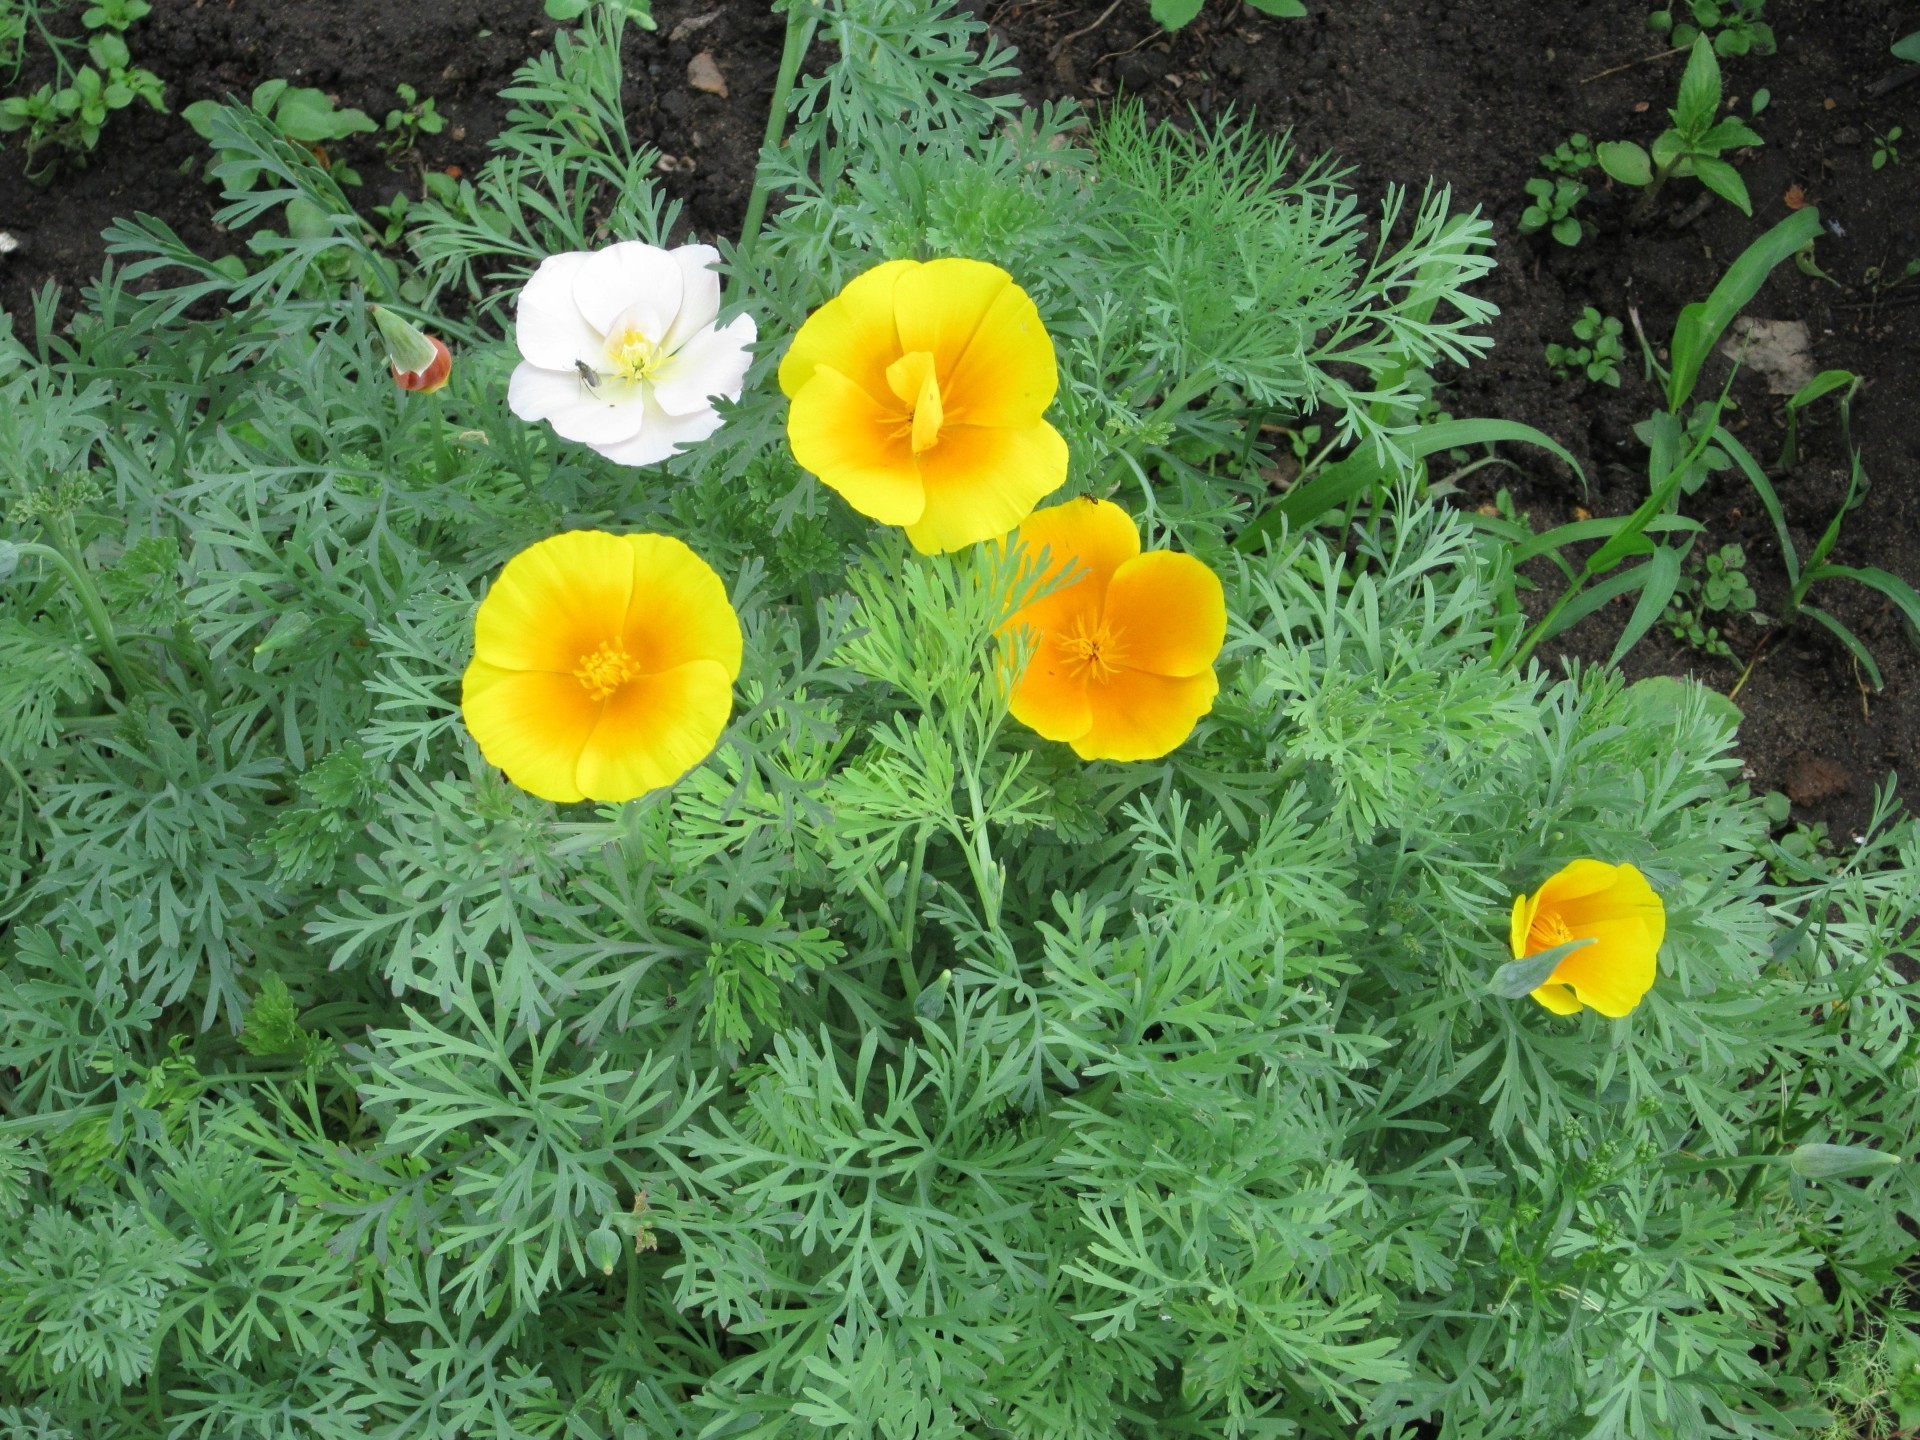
606,329,665,383
573,640,641,701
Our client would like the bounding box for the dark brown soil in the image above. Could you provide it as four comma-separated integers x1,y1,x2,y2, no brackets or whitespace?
3,0,1915,840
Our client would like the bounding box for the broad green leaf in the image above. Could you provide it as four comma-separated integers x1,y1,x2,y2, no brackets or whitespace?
1611,541,1687,663
1892,29,1920,62
1245,0,1308,14
1597,140,1652,186
1785,369,1856,412
1675,35,1721,129
1487,939,1595,999
1150,0,1206,29
1690,156,1751,214
1625,674,1742,737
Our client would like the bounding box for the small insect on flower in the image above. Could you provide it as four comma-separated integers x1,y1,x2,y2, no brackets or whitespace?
461,530,742,804
1510,859,1666,1017
370,304,452,394
780,257,1068,554
1000,497,1226,762
507,241,756,466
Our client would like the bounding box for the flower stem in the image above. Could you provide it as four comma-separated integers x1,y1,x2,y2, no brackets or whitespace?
733,1,819,285
21,531,143,701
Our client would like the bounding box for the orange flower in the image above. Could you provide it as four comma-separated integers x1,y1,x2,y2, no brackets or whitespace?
370,304,452,394
461,530,741,803
1510,859,1666,1017
779,258,1068,554
1002,497,1225,762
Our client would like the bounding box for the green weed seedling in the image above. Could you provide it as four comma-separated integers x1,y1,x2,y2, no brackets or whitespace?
1545,306,1624,386
1649,0,1776,56
1599,35,1763,221
183,79,376,189
1662,542,1763,660
1871,126,1902,169
1153,0,1302,32
382,82,445,159
0,1,163,182
1517,134,1595,246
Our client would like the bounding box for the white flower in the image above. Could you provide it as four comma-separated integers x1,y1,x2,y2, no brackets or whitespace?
506,241,756,466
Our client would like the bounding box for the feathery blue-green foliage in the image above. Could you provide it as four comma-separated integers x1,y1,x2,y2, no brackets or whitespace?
1,1,1916,1436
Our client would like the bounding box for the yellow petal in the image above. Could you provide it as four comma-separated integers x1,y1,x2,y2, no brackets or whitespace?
473,530,637,674
1543,914,1660,1018
1004,496,1142,633
1102,551,1226,678
892,258,1011,384
1008,631,1095,744
1529,982,1585,1016
1554,863,1667,954
1072,666,1219,762
461,662,599,803
618,534,744,681
941,278,1058,429
575,658,735,801
1534,857,1633,910
778,258,916,403
885,350,944,454
787,366,925,526
906,420,1070,554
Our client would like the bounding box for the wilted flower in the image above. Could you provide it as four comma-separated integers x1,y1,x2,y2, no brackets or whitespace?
370,304,452,394
1510,859,1665,1017
780,257,1067,554
1001,497,1225,761
507,242,756,466
461,530,742,803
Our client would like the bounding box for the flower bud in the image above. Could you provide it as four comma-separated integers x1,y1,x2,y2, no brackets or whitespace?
370,304,452,394
584,1223,623,1277
1788,1143,1903,1180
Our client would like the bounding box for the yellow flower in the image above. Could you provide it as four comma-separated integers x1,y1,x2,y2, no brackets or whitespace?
461,530,742,803
1510,859,1666,1017
779,258,1068,554
1002,497,1226,762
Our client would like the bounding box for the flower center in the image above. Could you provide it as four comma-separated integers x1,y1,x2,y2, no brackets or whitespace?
884,350,945,454
1060,619,1124,681
573,640,641,701
605,328,666,384
1529,910,1575,953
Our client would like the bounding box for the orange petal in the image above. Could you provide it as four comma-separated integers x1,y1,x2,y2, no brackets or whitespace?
1004,495,1141,636
787,365,925,526
1554,863,1667,953
1072,666,1219,762
574,659,735,801
617,534,743,681
461,662,599,802
778,259,915,403
906,419,1069,554
1008,632,1094,744
892,258,1011,385
1103,551,1226,678
473,530,636,674
941,279,1057,429
1543,914,1660,1018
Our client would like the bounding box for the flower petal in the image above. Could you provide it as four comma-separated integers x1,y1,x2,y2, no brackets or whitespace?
787,365,924,526
1003,495,1142,643
941,277,1058,429
652,313,756,417
1544,915,1660,1018
472,529,637,674
1072,666,1218,762
906,419,1069,554
1008,633,1094,743
1529,982,1585,1016
618,533,744,681
575,658,734,801
1554,863,1667,953
1535,857,1635,909
514,251,603,371
778,258,916,403
1103,551,1226,678
574,242,684,340
461,661,598,803
662,244,724,353
593,389,725,467
892,258,1010,384
508,363,649,447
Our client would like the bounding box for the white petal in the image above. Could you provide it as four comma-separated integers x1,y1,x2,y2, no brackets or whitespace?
514,251,603,371
651,314,757,417
594,390,725,467
661,244,723,353
574,242,682,340
507,363,649,446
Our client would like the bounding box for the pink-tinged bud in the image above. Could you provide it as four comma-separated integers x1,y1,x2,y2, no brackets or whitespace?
393,335,453,393
370,304,452,394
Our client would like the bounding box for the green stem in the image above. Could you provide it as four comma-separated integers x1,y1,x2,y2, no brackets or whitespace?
21,532,142,701
733,2,818,285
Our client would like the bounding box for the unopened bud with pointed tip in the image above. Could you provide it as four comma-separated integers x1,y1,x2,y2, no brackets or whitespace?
370,304,452,393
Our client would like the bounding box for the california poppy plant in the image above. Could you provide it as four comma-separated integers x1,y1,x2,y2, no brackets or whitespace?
1510,859,1666,1017
780,257,1068,554
1002,497,1226,761
461,530,742,804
